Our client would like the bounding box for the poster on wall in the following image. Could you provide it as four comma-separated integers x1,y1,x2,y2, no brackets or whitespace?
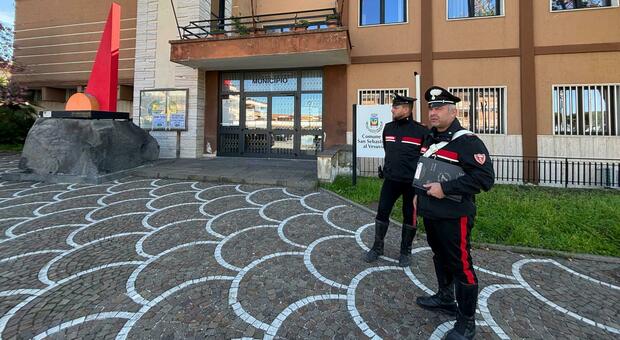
139,89,188,131
152,114,167,129
169,113,186,129
355,105,392,158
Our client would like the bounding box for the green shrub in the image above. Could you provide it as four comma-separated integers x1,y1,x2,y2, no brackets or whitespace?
326,14,340,21
296,19,311,28
231,17,250,35
0,105,37,144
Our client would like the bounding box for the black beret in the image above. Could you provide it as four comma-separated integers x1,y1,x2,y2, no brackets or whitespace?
424,86,461,108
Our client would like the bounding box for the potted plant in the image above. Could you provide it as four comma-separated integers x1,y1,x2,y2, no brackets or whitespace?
252,26,266,36
232,16,250,36
326,14,340,28
209,28,226,39
294,19,310,32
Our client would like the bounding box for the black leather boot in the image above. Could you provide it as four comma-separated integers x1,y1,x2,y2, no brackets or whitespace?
416,257,457,315
398,224,417,267
445,281,478,340
364,219,389,262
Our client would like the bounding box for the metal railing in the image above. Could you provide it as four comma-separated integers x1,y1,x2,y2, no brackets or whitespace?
493,155,620,188
351,155,620,189
178,8,340,40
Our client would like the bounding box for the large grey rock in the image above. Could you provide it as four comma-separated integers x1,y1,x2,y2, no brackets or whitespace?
19,118,159,177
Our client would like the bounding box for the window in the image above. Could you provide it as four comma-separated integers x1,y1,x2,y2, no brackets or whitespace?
264,24,327,33
358,88,409,105
449,87,506,134
551,0,617,11
360,0,407,26
447,0,503,19
553,84,619,136
307,24,328,30
265,26,291,33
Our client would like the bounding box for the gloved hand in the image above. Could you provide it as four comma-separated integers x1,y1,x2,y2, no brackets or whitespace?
378,165,384,179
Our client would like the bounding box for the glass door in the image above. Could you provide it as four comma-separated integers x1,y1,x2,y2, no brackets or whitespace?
243,94,298,157
243,96,269,155
299,92,323,157
270,95,297,157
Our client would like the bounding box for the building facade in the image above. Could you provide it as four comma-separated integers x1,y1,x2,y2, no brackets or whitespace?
12,0,137,112
12,0,620,161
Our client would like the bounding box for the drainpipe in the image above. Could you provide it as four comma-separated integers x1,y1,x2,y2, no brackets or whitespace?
415,72,421,122
219,0,225,30
251,0,256,30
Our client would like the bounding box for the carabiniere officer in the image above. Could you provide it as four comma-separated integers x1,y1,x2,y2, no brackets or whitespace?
415,86,495,340
364,93,429,267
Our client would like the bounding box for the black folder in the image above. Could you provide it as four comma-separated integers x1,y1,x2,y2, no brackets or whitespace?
413,157,465,202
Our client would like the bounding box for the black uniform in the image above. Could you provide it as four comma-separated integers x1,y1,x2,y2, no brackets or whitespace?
416,118,494,286
415,86,494,340
416,119,495,339
364,93,429,267
377,117,429,225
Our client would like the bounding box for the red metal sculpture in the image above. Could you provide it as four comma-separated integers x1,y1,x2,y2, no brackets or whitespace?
65,3,120,112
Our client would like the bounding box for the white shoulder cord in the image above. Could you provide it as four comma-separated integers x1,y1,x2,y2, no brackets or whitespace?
422,129,473,158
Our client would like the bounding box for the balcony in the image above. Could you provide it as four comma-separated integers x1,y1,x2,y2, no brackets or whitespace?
170,8,351,70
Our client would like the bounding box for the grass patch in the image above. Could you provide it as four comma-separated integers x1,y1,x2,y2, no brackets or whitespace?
0,144,23,152
322,176,620,257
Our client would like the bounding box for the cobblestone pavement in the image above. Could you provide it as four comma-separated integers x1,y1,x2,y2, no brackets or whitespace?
0,154,619,339
0,153,19,177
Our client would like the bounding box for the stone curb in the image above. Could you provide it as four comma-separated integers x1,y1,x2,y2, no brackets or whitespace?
0,162,155,185
132,167,318,191
319,188,620,264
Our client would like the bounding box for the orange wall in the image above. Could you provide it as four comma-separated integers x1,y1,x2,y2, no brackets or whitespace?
254,0,335,14
534,2,620,46
535,52,620,135
324,65,349,147
348,0,421,57
433,57,522,135
232,0,254,17
433,0,520,52
347,62,421,131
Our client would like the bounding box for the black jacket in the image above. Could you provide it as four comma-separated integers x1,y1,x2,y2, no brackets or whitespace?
416,119,494,219
382,117,430,183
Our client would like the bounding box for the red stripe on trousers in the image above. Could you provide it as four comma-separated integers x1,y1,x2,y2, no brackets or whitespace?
460,216,475,284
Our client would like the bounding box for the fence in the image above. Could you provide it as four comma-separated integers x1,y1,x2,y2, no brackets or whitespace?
350,155,620,189
493,155,620,188
177,8,341,40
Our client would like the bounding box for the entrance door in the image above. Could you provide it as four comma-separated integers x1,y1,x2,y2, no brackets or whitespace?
243,94,298,158
218,70,323,158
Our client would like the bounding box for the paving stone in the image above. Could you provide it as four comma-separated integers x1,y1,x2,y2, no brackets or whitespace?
100,188,154,205
72,213,149,245
0,154,618,339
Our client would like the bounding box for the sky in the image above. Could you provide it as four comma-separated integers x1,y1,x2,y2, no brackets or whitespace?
0,0,14,27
